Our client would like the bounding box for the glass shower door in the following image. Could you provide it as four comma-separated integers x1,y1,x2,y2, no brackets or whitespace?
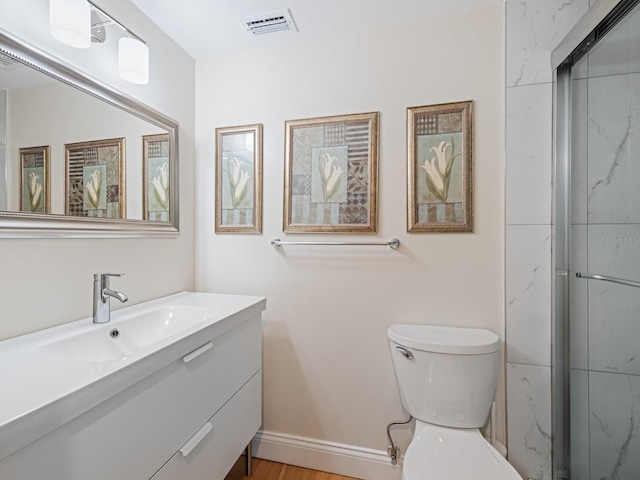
569,3,640,478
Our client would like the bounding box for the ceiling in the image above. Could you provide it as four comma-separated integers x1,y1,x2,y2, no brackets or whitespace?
129,0,503,60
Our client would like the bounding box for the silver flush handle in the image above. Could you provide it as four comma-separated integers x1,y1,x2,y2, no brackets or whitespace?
395,346,413,359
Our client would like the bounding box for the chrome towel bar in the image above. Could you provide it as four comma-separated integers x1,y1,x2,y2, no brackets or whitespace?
271,237,400,250
575,272,640,289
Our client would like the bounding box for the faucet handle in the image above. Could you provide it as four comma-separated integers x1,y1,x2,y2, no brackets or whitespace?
94,273,125,289
94,273,124,280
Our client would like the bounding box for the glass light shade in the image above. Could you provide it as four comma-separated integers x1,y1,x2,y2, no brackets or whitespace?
49,0,91,49
118,37,149,85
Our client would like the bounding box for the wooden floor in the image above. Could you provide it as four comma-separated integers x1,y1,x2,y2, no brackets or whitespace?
226,457,361,480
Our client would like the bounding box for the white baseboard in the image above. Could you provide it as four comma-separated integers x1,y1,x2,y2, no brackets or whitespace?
251,430,402,480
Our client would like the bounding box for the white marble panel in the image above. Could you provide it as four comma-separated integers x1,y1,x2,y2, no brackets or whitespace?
506,225,552,366
587,74,640,223
589,370,640,480
506,83,553,225
506,0,589,87
506,363,552,480
570,224,588,370
571,78,588,225
570,368,590,480
587,224,640,375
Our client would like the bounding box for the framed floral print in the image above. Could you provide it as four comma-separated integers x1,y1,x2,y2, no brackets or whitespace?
143,133,170,222
283,112,379,233
407,101,473,233
215,124,263,233
19,145,50,213
65,138,125,219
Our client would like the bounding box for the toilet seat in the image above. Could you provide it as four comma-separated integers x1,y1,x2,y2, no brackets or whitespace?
402,422,522,480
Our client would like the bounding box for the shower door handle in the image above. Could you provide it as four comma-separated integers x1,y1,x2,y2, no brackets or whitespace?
576,272,640,289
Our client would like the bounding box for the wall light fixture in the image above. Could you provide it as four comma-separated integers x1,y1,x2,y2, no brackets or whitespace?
49,0,149,84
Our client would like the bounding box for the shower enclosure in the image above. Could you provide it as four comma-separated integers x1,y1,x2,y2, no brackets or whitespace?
553,0,640,478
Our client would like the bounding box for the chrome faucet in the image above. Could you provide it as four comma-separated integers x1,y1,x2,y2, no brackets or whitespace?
93,273,128,324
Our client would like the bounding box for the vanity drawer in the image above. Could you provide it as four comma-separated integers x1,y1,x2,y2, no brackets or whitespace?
0,315,262,480
151,370,262,480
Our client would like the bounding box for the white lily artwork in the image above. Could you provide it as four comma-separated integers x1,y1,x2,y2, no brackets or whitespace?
317,151,345,202
20,146,50,214
420,138,460,203
407,101,473,233
226,157,252,208
84,167,105,210
151,161,170,210
143,133,171,221
284,112,378,233
27,171,44,212
215,124,262,233
66,138,124,218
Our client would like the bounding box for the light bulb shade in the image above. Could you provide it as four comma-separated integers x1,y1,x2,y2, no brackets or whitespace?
118,37,149,85
50,0,91,49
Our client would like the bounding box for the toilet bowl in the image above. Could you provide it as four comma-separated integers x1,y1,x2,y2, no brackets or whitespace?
388,324,522,480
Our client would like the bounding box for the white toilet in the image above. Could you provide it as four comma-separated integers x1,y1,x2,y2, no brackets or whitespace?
387,324,522,480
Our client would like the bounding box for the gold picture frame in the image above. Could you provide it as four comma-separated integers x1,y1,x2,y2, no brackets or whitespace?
19,146,51,214
283,112,379,233
143,133,170,222
215,124,263,233
407,101,473,233
65,138,126,218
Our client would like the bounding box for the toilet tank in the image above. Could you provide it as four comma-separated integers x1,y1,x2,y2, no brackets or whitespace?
388,324,501,429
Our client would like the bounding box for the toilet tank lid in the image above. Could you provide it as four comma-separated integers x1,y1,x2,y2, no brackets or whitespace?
387,324,501,354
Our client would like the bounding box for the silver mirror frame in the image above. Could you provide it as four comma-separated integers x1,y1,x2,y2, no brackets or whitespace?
0,28,179,238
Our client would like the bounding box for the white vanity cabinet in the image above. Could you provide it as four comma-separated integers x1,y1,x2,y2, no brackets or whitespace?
0,302,263,480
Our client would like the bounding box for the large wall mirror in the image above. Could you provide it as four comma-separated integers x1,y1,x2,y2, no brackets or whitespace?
0,29,179,237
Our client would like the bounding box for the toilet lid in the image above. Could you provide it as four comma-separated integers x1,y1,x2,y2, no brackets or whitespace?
402,423,522,480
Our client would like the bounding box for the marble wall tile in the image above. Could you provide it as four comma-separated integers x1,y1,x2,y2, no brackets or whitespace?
587,224,640,376
506,225,552,366
570,224,588,370
589,370,640,480
507,363,553,480
506,83,553,225
506,0,589,87
570,368,590,480
587,73,640,224
571,78,588,225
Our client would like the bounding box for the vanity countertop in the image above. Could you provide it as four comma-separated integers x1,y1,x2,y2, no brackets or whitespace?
0,291,266,462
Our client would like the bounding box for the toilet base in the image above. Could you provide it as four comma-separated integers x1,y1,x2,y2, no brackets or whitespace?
401,421,522,480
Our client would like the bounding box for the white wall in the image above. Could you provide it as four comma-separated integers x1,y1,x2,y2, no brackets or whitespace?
0,0,196,340
196,5,504,477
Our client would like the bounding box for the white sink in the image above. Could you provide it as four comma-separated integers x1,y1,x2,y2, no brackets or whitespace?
0,291,266,463
36,306,210,363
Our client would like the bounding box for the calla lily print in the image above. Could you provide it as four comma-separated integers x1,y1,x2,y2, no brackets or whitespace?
420,137,460,202
226,157,252,208
27,172,43,212
85,169,102,209
318,153,344,201
151,161,169,210
407,101,473,233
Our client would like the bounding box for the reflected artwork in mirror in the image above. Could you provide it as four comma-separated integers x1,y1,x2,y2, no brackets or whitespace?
0,28,179,237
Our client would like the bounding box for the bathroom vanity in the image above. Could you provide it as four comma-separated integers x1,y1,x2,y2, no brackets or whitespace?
0,292,265,480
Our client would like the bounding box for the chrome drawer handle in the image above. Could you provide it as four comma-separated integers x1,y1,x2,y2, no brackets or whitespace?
395,346,413,359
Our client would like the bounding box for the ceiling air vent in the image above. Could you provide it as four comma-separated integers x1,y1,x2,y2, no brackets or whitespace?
239,9,297,36
0,53,18,70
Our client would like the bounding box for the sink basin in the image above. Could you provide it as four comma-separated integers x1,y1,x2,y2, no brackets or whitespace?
37,305,209,363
